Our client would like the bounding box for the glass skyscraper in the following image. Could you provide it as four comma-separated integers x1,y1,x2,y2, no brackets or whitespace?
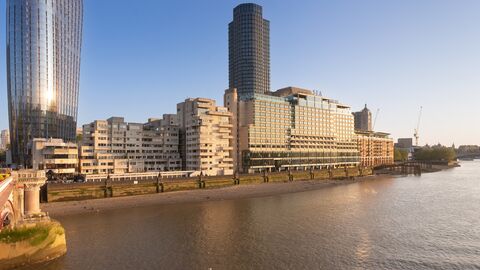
229,3,270,99
6,0,83,166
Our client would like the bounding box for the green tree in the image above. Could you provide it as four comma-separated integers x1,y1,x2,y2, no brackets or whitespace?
394,148,409,162
76,134,83,143
414,146,456,161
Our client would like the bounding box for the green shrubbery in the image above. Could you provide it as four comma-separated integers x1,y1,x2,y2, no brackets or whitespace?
414,146,456,162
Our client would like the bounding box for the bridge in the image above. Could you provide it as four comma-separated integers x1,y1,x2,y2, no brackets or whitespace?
0,170,48,230
0,175,15,229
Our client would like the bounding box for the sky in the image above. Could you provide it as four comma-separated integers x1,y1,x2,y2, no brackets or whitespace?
1,0,480,146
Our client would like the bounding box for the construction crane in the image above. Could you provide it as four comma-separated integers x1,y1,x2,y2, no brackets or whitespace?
372,108,380,130
414,106,423,146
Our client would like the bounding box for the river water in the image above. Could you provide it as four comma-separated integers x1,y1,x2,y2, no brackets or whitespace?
33,161,480,270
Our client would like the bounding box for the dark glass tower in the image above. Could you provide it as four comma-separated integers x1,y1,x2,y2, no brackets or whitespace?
229,3,270,99
6,0,83,166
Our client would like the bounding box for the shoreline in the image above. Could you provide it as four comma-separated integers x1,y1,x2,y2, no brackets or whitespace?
43,175,390,217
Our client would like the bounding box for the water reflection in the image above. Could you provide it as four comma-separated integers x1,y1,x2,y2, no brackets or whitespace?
28,161,480,270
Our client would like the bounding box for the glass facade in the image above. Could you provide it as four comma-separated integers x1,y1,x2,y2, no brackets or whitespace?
6,0,83,166
229,3,270,99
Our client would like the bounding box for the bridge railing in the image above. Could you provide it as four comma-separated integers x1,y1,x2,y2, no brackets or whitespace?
0,176,13,194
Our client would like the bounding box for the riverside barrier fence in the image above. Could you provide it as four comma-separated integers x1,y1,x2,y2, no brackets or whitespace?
40,167,373,203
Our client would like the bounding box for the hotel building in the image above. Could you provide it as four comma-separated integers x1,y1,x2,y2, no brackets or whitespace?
355,131,394,167
224,87,360,173
31,138,78,179
177,98,234,176
79,115,181,175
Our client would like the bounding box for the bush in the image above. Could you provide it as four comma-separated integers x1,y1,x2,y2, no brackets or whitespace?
414,146,456,162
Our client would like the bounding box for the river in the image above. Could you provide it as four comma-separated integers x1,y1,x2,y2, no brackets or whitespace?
31,161,480,269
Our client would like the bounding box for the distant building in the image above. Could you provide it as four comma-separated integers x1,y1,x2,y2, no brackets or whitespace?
457,145,479,153
7,0,83,166
76,127,83,137
31,138,78,179
229,3,270,99
0,130,10,151
395,138,413,149
177,98,234,176
353,105,372,131
224,87,360,173
355,131,394,167
79,115,181,175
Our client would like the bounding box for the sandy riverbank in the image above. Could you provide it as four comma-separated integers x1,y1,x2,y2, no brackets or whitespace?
42,175,390,217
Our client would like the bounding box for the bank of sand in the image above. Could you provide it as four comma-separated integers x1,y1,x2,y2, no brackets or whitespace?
43,175,389,217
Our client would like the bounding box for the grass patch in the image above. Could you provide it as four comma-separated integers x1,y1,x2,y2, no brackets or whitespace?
0,223,52,245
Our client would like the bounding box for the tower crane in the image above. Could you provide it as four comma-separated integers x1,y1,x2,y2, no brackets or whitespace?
414,106,423,146
372,108,380,130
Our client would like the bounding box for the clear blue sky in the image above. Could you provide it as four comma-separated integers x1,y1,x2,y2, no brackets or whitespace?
1,0,479,145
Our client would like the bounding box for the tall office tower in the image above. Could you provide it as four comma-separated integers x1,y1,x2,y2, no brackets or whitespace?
6,0,83,166
229,3,270,99
353,105,372,132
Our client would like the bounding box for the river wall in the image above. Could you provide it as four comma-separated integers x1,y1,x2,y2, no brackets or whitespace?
0,221,67,270
41,167,373,203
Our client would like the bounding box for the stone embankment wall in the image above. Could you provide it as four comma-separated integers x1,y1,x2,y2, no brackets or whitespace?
0,221,67,270
42,167,372,203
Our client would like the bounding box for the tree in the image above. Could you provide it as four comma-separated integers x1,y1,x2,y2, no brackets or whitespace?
394,148,409,162
76,134,83,143
414,146,456,162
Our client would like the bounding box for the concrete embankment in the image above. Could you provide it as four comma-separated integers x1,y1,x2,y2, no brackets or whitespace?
0,221,67,270
41,167,372,203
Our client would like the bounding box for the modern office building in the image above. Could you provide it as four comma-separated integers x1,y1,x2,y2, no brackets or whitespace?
355,131,394,167
0,130,10,151
79,115,181,175
6,0,83,166
353,105,372,131
224,87,360,173
31,138,78,179
229,3,270,99
177,98,234,176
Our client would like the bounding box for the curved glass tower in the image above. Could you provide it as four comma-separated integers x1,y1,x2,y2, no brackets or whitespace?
229,3,270,99
6,0,83,166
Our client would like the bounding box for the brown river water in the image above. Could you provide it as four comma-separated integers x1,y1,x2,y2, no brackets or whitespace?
27,160,480,269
